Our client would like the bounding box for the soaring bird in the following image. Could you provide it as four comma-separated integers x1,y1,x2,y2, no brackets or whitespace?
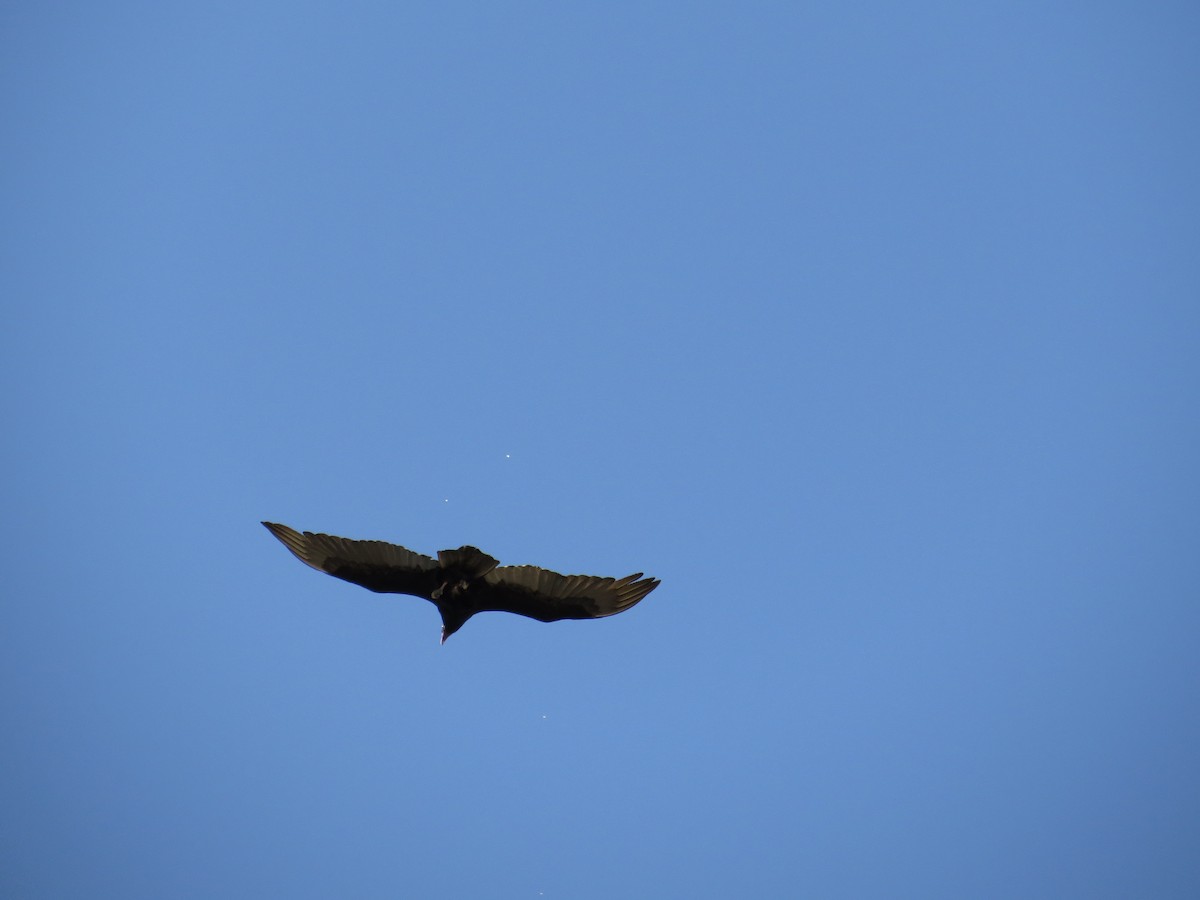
262,522,659,643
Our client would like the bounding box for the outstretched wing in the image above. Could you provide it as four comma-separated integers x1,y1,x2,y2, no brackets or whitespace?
479,565,659,623
262,521,442,599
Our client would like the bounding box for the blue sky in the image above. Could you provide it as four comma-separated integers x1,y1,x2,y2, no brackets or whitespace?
3,2,1198,897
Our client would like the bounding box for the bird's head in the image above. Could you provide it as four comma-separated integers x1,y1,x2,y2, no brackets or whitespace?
438,608,471,644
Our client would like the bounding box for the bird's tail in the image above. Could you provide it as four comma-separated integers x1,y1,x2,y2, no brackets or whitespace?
437,545,499,578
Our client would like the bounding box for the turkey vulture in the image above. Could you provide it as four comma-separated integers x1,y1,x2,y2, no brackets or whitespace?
262,522,659,643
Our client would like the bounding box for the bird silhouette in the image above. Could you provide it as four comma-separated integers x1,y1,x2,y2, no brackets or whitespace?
262,522,659,643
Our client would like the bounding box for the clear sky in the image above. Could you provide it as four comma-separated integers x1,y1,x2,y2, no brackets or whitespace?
3,3,1198,897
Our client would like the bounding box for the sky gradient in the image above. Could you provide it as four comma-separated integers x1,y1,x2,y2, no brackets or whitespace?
3,3,1198,897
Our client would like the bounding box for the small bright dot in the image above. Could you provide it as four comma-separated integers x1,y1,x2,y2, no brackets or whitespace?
505,453,511,458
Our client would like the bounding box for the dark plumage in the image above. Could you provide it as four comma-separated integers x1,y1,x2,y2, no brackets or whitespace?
262,522,659,643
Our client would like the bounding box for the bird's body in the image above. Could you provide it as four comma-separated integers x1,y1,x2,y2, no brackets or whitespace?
262,522,659,643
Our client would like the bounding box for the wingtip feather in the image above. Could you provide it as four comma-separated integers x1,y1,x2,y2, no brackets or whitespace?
262,521,326,570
